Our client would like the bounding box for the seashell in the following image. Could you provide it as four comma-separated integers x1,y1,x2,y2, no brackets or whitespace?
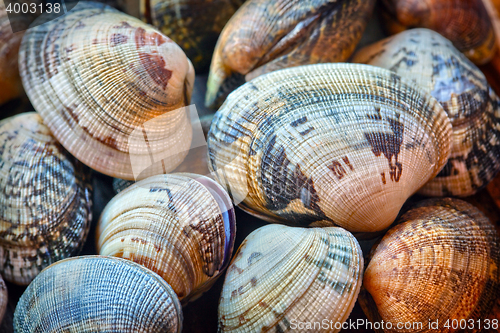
97,173,236,303
14,255,183,332
353,29,500,197
205,0,376,108
0,112,92,285
141,0,245,71
0,276,7,325
218,224,363,332
359,198,500,332
19,1,196,180
0,3,25,105
207,63,452,232
379,0,497,65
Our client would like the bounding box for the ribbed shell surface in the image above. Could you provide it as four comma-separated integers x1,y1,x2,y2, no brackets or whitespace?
205,0,375,107
353,29,500,197
141,0,245,71
380,0,496,65
218,225,363,333
18,1,195,180
14,255,183,332
360,198,500,333
0,3,24,105
0,112,92,285
97,173,236,303
207,63,452,232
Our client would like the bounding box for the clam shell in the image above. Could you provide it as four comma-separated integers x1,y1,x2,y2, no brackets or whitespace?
360,198,500,333
19,1,195,180
207,63,452,232
141,0,245,71
0,112,92,285
14,255,183,332
379,0,496,65
205,0,375,108
219,224,363,333
353,29,500,197
97,173,236,303
0,3,24,105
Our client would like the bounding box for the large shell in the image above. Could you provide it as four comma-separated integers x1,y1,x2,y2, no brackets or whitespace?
0,3,25,105
97,173,236,303
205,0,375,108
353,29,500,197
141,0,245,71
219,224,363,332
379,0,497,65
0,112,92,285
14,255,183,332
207,63,452,232
19,1,195,180
359,198,500,332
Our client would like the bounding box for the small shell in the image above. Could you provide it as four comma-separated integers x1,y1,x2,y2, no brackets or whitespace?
219,224,363,333
19,1,195,180
207,63,452,232
0,4,24,105
205,0,375,108
353,29,500,197
0,276,7,325
97,173,236,303
379,0,497,65
360,198,500,333
141,0,245,71
0,113,92,285
14,255,183,332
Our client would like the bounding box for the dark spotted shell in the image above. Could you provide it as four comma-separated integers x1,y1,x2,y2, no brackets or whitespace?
219,225,363,332
14,256,183,332
97,173,236,303
0,113,92,285
207,63,452,232
360,198,500,333
141,0,245,71
19,1,195,180
353,29,500,197
205,0,375,108
380,0,496,65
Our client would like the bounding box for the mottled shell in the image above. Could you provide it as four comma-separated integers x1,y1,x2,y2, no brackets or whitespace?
19,1,195,180
141,0,245,71
360,198,500,333
205,0,375,108
379,0,496,65
14,256,183,332
207,63,452,232
97,173,236,303
0,276,7,325
219,225,363,332
0,113,92,285
0,3,24,105
353,29,500,197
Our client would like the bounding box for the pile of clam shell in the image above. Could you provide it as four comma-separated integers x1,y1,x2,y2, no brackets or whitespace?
1,0,500,332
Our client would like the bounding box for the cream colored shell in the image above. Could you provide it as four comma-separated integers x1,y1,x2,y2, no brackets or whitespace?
18,1,195,180
360,198,500,333
219,224,363,333
207,63,452,232
353,28,500,197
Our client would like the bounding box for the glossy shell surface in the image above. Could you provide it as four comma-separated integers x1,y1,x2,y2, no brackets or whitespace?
97,173,236,303
219,224,363,333
360,198,500,332
14,255,183,332
353,29,500,197
0,112,92,285
141,0,245,71
207,63,452,232
205,0,375,108
380,0,497,65
19,1,195,180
